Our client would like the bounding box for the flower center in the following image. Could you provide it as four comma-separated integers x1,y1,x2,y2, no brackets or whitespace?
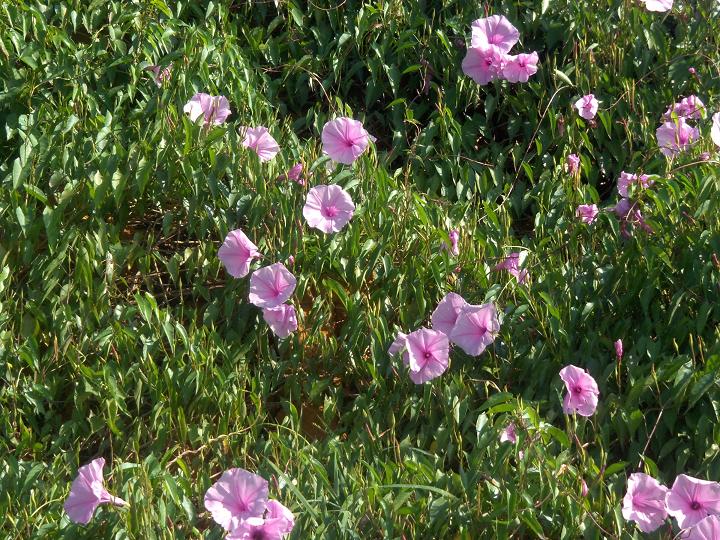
690,501,701,510
322,206,339,218
573,385,583,394
251,530,266,540
423,351,432,360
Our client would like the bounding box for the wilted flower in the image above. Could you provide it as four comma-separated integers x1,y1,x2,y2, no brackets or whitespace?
449,303,501,356
405,328,450,384
581,480,589,498
431,292,469,336
146,65,171,87
281,162,305,185
302,184,355,234
494,251,529,284
64,458,127,525
663,95,705,120
248,263,297,308
559,365,599,417
388,331,410,366
576,204,599,224
218,229,261,278
613,198,653,236
622,473,669,533
566,154,581,174
711,113,720,148
686,515,720,540
441,229,460,256
499,422,517,444
656,117,699,158
462,45,506,85
470,15,520,53
700,152,711,161
321,117,371,164
502,52,539,83
574,94,599,120
262,304,298,339
640,0,673,11
240,126,280,162
665,474,720,529
183,93,231,126
614,339,623,360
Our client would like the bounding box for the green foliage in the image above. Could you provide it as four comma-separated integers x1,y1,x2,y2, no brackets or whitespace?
0,0,719,538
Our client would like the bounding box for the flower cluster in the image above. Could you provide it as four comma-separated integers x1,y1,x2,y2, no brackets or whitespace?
623,473,720,537
656,95,704,158
462,15,539,85
205,468,294,539
389,293,500,384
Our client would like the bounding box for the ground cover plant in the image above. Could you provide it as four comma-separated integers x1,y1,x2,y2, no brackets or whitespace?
1,0,720,538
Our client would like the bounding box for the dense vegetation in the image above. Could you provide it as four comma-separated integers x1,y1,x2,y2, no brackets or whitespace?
1,0,719,538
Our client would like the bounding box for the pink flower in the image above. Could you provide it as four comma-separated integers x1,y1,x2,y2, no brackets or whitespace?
614,339,623,360
617,171,653,197
700,152,712,161
576,204,599,224
218,229,261,278
666,474,720,529
712,113,720,148
462,45,506,85
405,328,450,384
248,263,297,308
494,251,529,284
622,473,669,533
656,117,699,158
470,15,520,53
566,154,581,174
64,458,127,525
686,515,720,540
441,230,460,256
499,422,517,443
183,93,231,126
663,95,705,120
227,499,295,539
262,304,298,339
640,0,673,11
204,468,269,531
502,52,539,83
574,94,599,120
431,292,469,336
559,365,599,417
388,331,410,366
240,126,280,162
146,65,171,87
581,480,589,497
302,184,355,234
321,117,371,164
449,303,501,356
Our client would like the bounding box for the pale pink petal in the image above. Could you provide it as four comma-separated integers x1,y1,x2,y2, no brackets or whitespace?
218,229,260,278
666,475,720,529
712,113,720,148
686,515,720,540
449,303,500,356
470,15,520,53
302,185,355,233
622,473,669,533
204,468,269,531
262,304,298,339
266,499,295,533
405,328,450,384
559,365,599,417
248,263,297,308
241,126,280,162
502,52,539,83
462,46,505,85
640,0,673,11
431,293,469,336
321,117,370,164
64,458,126,525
